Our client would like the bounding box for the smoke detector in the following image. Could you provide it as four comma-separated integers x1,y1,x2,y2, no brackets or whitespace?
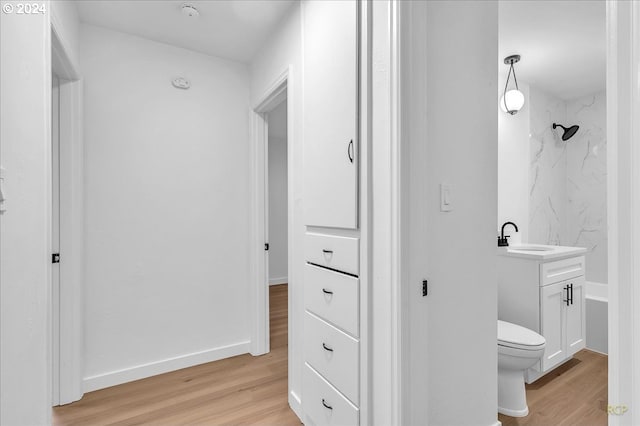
181,3,200,18
172,77,191,90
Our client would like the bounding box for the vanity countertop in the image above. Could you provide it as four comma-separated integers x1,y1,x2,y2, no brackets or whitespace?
497,244,587,261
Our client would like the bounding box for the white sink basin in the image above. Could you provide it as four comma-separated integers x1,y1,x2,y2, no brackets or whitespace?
499,244,587,260
509,246,553,252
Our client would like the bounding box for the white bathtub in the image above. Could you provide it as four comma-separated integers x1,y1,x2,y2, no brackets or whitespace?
585,281,608,355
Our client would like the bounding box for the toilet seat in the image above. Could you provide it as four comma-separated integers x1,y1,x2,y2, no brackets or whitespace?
498,320,545,350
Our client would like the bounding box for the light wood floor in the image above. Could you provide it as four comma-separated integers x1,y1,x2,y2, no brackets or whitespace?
499,349,608,426
53,284,301,426
54,289,607,426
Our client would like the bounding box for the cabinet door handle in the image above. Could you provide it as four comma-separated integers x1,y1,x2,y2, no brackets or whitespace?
563,285,570,306
322,288,333,295
322,249,333,254
322,343,334,352
348,139,354,163
322,399,333,410
570,283,574,305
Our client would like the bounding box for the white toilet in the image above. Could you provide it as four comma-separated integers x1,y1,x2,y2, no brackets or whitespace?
497,320,546,417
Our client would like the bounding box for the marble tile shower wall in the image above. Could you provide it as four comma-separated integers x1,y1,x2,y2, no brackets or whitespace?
528,88,607,284
529,87,567,246
566,91,607,284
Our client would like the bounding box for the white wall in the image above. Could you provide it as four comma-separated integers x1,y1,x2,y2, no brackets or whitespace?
0,4,52,424
498,83,530,243
250,2,303,415
408,2,499,425
80,24,253,390
268,101,288,285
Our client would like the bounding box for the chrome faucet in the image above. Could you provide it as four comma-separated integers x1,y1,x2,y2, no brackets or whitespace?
498,222,518,247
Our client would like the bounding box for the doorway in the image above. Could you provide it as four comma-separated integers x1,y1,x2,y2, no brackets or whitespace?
51,72,61,406
250,69,291,357
496,1,608,423
50,27,83,407
267,100,288,291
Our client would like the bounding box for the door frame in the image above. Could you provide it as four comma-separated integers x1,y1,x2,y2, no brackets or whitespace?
389,0,640,424
606,1,640,423
50,22,84,405
250,67,292,356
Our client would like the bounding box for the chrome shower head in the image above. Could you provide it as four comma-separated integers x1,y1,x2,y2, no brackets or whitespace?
553,123,579,141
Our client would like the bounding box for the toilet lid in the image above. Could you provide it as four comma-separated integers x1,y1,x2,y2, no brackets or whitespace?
498,320,545,348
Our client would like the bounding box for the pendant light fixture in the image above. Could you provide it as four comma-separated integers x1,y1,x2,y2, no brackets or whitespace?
500,54,525,115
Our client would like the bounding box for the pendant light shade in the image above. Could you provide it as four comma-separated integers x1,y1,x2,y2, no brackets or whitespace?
500,89,525,114
501,55,524,115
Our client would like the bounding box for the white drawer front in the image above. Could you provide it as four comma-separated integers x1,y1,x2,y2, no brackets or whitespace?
305,264,359,337
304,312,359,404
540,256,585,286
305,233,359,276
304,364,359,426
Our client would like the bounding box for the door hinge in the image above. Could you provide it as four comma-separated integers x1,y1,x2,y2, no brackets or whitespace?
265,243,269,251
52,253,60,264
422,279,428,296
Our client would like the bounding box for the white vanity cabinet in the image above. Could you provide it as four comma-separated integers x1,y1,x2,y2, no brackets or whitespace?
540,277,586,372
498,247,586,383
303,0,358,229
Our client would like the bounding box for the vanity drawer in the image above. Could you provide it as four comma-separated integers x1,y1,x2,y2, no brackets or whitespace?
304,364,359,426
305,233,359,276
304,312,359,404
540,256,585,286
305,264,359,337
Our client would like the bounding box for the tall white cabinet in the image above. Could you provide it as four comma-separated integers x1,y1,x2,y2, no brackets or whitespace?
302,1,362,425
303,0,358,230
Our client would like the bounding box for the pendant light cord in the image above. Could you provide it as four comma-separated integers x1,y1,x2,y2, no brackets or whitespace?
502,62,519,112
510,62,519,90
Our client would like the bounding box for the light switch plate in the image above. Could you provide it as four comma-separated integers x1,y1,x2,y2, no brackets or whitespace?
440,183,452,212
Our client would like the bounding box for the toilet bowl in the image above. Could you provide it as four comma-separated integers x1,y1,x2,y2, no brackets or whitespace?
497,320,546,417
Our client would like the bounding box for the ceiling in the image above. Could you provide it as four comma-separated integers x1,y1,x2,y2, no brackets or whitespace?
499,0,605,101
77,1,296,63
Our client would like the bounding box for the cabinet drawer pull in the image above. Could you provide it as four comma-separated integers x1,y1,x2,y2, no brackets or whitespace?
347,139,354,163
322,249,333,254
322,399,333,410
322,342,334,352
322,288,334,295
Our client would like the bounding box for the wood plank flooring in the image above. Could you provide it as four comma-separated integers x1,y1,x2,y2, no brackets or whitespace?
499,349,608,426
54,287,607,425
53,284,301,426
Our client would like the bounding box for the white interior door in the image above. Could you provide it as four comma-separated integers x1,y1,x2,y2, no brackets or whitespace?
51,73,60,406
540,281,566,371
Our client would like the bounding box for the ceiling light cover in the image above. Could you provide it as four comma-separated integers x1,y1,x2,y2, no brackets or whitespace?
181,3,200,18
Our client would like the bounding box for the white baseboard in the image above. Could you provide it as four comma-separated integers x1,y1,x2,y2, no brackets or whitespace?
289,390,303,421
83,341,250,393
269,276,288,286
